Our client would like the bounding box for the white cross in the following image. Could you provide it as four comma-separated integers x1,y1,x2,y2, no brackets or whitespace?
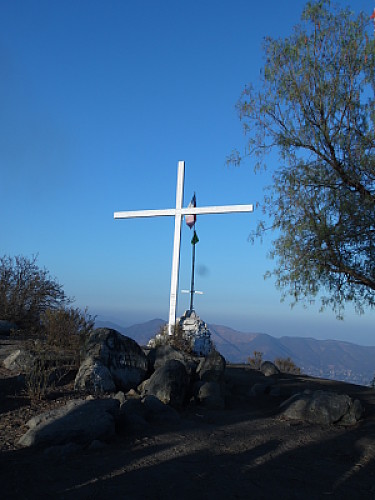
114,161,253,335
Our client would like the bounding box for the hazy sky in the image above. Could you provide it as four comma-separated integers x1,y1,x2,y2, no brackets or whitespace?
1,0,375,345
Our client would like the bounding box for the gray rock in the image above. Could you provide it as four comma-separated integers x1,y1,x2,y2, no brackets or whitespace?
260,361,280,377
116,395,180,428
148,345,198,377
126,388,141,399
281,390,363,425
178,310,213,356
75,359,116,392
114,391,126,405
142,359,189,408
18,398,119,448
197,381,225,409
142,395,180,423
3,349,35,372
197,350,226,383
75,328,148,393
116,398,149,430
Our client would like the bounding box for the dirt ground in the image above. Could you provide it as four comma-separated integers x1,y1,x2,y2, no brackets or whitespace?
1,337,375,499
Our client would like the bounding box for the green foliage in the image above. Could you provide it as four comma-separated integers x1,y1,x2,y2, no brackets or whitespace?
274,356,301,375
233,0,375,317
247,350,263,369
0,255,70,331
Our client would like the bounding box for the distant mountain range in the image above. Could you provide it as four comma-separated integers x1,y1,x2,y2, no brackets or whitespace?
95,318,375,386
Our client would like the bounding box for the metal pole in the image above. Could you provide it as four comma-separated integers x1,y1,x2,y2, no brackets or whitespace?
190,238,196,312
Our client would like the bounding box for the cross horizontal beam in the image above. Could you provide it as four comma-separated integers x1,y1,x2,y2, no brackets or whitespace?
114,204,254,219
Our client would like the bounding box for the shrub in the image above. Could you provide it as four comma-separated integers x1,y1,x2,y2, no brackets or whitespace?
25,307,95,399
25,344,78,400
274,357,301,375
0,254,70,332
247,350,263,370
41,306,95,359
155,323,193,354
170,324,193,354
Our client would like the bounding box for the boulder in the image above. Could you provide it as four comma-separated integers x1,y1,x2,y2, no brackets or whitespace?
3,349,35,372
74,328,148,393
142,395,180,423
196,350,226,383
260,361,280,377
280,390,363,426
116,394,180,429
142,359,189,408
116,398,149,430
148,344,198,376
197,381,225,409
75,359,116,392
18,398,119,448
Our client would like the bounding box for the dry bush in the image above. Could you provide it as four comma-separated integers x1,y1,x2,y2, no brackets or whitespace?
25,345,77,400
274,356,301,375
41,306,95,359
154,323,193,354
25,307,95,399
247,350,263,370
170,324,193,354
0,254,70,332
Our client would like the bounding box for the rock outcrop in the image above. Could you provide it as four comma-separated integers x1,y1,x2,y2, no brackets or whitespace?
18,398,119,448
280,390,363,425
3,349,35,372
260,361,280,377
74,328,148,393
141,359,189,408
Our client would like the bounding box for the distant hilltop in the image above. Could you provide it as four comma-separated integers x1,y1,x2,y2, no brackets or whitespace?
95,319,375,386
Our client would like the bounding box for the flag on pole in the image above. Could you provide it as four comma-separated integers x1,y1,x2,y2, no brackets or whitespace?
191,230,199,245
185,193,196,228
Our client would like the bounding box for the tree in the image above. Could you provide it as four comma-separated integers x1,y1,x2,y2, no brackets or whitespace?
233,0,375,316
0,255,71,331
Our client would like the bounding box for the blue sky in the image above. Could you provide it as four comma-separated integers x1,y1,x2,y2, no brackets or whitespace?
1,0,375,345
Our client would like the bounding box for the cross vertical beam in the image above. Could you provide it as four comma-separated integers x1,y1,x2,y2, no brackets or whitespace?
168,160,185,335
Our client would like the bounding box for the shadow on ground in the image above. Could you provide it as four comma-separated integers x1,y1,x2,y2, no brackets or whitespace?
1,366,375,499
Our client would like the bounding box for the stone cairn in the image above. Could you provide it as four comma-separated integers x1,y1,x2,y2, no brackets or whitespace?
148,309,213,356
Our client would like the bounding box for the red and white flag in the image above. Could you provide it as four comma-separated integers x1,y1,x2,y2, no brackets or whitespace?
185,193,196,228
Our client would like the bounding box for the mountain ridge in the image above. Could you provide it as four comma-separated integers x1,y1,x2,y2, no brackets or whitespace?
95,318,375,386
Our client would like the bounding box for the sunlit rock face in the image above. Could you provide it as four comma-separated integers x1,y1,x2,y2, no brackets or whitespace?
178,310,213,356
148,310,213,357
